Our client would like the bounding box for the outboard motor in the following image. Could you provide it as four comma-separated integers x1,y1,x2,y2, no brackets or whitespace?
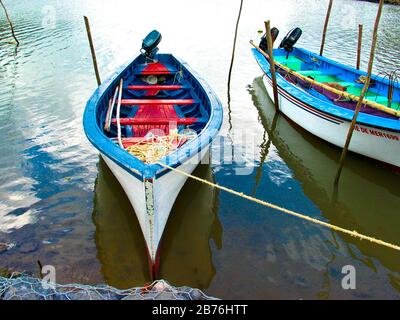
259,27,280,52
279,28,302,58
141,30,162,61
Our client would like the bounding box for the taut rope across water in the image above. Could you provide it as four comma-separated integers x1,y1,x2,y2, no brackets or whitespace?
157,161,400,252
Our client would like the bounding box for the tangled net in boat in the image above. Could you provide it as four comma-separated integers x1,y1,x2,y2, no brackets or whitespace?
0,275,217,300
125,131,196,164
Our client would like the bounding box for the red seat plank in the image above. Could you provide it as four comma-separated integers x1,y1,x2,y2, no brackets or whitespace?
112,118,198,125
132,62,175,75
140,70,172,75
142,62,171,75
126,85,183,91
120,99,195,106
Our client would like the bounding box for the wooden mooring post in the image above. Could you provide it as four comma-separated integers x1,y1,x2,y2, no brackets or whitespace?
265,20,280,113
357,24,363,70
84,16,101,86
319,0,333,56
227,0,244,90
334,0,384,185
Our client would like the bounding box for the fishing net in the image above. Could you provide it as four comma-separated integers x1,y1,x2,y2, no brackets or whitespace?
125,131,196,164
0,275,217,300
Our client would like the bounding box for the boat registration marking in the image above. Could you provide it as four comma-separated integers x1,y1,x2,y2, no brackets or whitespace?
355,125,400,141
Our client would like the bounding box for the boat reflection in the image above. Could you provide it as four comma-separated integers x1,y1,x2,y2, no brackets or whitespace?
159,161,222,289
92,157,222,289
250,76,400,286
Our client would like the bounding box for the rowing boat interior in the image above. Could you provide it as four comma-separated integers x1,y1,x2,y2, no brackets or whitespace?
101,55,210,152
273,48,400,120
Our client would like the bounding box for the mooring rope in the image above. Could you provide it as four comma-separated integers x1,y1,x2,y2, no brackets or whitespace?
157,162,400,252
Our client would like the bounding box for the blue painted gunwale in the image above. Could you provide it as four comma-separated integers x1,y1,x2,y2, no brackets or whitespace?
83,54,223,180
252,48,400,133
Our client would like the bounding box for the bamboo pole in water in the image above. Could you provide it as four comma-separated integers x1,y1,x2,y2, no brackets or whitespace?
84,16,101,86
334,0,385,185
319,0,333,56
264,20,280,113
250,41,400,117
0,0,19,45
357,24,363,70
227,0,244,90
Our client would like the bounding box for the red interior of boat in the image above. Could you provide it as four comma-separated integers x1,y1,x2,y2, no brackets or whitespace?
106,61,204,149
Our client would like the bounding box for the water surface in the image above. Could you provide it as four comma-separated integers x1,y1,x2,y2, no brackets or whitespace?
0,0,400,299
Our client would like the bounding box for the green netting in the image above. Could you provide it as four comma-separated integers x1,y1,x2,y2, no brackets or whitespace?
0,275,218,300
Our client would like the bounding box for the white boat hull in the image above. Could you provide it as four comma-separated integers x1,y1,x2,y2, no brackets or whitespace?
101,146,209,270
262,76,400,167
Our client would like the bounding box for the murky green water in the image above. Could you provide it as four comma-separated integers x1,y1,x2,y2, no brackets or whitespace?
1,0,399,299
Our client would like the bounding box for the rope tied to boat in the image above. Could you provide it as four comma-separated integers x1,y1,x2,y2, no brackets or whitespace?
125,132,195,164
156,161,400,252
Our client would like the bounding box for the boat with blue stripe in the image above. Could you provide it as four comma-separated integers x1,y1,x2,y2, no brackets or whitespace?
83,31,223,277
251,27,400,168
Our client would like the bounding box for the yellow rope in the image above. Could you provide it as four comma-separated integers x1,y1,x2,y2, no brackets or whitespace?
157,162,400,252
126,133,194,164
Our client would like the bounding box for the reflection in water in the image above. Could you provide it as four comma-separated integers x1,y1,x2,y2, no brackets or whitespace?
92,158,150,289
160,162,222,289
252,112,278,195
93,158,222,290
250,77,400,293
1,0,400,298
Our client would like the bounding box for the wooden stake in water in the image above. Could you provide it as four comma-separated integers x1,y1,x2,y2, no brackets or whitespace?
319,0,333,56
84,16,101,86
334,0,384,185
265,20,280,113
0,0,19,45
357,24,363,70
227,0,244,90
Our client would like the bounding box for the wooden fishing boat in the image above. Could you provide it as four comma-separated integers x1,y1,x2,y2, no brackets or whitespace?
251,31,400,168
84,31,223,276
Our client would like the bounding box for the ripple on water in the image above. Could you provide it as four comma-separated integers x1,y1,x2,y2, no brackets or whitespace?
0,0,400,299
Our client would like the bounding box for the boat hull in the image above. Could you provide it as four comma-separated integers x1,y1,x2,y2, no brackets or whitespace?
262,75,400,167
84,52,223,276
100,146,209,274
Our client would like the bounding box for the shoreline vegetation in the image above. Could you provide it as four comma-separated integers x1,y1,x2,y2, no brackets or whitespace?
357,0,400,4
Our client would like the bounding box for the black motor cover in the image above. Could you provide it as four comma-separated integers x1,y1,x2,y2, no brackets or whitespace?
142,30,162,57
259,27,279,52
279,28,302,53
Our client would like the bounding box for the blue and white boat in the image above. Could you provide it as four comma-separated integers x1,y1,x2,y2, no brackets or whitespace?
83,31,223,276
252,28,400,168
